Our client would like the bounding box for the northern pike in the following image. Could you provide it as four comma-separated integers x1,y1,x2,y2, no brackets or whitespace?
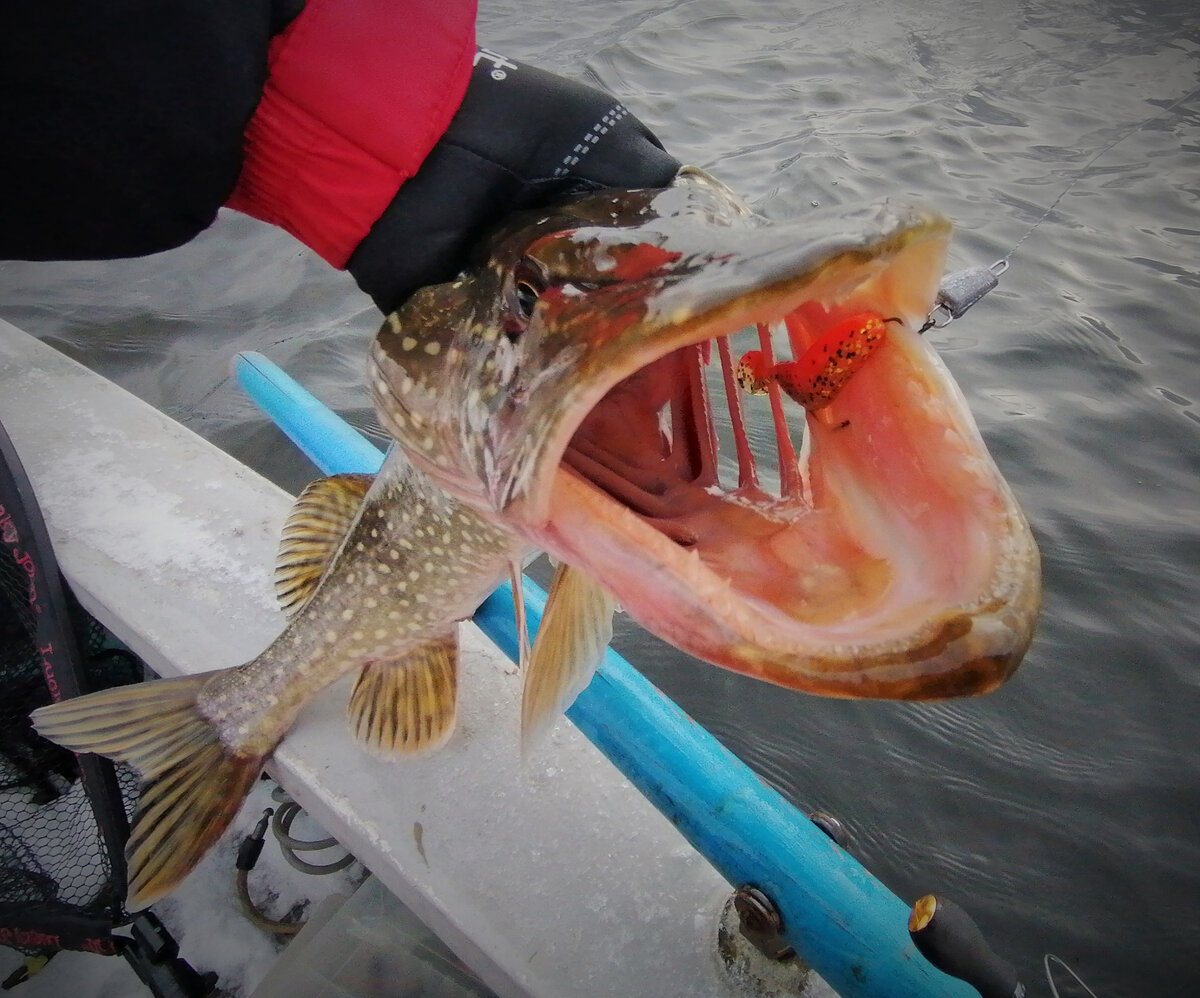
33,167,1039,908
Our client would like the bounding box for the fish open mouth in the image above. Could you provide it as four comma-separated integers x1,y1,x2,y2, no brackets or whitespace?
529,209,1040,699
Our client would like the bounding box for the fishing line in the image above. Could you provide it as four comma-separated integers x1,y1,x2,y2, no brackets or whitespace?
1044,953,1101,998
999,83,1200,268
921,83,1200,332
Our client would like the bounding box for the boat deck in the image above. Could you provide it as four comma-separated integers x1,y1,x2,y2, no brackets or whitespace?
1,321,828,997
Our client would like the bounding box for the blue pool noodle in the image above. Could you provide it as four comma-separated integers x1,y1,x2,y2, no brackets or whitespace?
233,350,973,998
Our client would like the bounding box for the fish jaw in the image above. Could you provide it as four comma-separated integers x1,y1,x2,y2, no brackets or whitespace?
522,214,1039,699
533,324,1040,699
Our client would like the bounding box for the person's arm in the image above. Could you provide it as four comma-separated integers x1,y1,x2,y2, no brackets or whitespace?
1,0,678,314
0,0,303,260
345,51,680,313
224,0,680,312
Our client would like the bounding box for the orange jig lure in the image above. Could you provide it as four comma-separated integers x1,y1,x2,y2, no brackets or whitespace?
736,312,902,411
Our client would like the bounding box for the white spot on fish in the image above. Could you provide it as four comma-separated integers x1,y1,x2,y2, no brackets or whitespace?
424,341,442,356
401,337,417,351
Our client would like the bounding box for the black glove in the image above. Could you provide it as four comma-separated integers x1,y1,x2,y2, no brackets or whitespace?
347,56,681,314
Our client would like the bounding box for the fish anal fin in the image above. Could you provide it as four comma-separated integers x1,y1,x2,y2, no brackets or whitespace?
276,473,374,616
348,631,458,757
31,674,265,910
521,563,616,751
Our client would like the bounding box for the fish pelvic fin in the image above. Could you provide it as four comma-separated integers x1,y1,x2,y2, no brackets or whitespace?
348,631,459,757
521,563,616,752
30,674,264,910
275,473,374,616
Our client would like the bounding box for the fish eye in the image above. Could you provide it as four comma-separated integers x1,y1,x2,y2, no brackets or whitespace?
511,258,547,323
515,279,540,318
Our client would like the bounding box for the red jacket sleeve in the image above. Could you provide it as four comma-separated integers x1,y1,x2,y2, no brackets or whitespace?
226,0,478,268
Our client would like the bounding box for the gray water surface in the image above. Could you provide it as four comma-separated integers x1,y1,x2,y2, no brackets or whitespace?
2,1,1198,994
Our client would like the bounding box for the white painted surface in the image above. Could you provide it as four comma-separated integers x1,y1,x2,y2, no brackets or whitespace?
0,321,754,998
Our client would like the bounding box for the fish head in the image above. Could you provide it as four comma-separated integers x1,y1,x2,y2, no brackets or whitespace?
371,167,1040,700
370,169,746,511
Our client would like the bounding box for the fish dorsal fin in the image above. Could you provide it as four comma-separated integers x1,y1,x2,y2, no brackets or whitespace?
521,563,616,751
348,630,458,757
275,473,374,616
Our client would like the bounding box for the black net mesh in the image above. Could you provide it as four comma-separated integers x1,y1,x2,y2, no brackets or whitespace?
0,539,141,954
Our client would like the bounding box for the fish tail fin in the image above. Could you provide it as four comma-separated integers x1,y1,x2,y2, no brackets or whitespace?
31,674,263,910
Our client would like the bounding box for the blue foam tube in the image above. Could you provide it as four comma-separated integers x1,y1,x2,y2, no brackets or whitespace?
234,350,974,998
234,353,384,475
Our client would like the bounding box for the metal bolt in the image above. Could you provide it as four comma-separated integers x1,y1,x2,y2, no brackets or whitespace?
733,887,781,933
732,886,795,961
809,810,850,848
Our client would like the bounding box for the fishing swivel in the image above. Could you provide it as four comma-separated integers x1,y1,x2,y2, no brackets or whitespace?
920,259,1008,333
